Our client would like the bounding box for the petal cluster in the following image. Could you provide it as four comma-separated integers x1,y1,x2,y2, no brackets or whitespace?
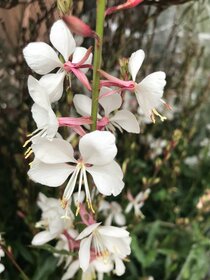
100,49,167,123
23,20,92,91
28,131,124,210
76,223,131,275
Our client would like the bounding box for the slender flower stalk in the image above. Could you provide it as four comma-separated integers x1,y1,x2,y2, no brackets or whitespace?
91,0,106,131
1,245,30,280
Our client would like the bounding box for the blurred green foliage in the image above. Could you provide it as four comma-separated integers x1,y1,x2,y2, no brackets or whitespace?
0,0,210,279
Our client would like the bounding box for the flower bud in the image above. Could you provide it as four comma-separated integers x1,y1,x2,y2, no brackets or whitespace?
63,15,96,38
106,0,144,16
57,0,72,15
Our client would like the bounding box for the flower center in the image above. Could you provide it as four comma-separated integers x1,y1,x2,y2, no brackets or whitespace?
61,163,95,215
93,231,110,263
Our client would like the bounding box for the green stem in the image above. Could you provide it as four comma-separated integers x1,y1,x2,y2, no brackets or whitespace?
91,0,106,131
2,245,30,280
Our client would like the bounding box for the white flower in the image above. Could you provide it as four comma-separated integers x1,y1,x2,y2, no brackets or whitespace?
128,49,167,122
76,223,131,275
99,200,126,226
23,20,92,91
0,263,4,274
61,257,113,280
184,156,199,167
100,49,167,122
32,193,73,246
28,131,124,212
24,76,59,155
125,189,151,217
73,86,140,133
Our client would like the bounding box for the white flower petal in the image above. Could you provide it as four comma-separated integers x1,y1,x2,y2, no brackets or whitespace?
98,226,129,238
111,110,140,133
31,104,49,129
32,138,76,164
135,71,166,117
37,192,48,210
28,75,50,110
79,235,93,271
31,105,58,139
76,223,101,240
31,230,56,246
87,161,124,196
73,94,92,116
103,236,131,258
45,109,59,139
114,257,126,276
23,42,62,75
99,87,122,116
50,20,76,61
28,160,73,187
0,263,5,274
61,260,80,280
114,213,126,226
79,131,117,166
93,257,113,273
39,72,66,102
72,47,93,74
0,249,4,258
125,202,133,214
128,49,145,81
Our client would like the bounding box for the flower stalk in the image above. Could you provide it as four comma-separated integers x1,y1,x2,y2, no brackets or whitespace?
91,0,106,131
1,245,30,280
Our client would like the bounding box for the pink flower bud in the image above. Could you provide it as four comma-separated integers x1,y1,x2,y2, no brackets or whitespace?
63,15,96,38
106,0,144,16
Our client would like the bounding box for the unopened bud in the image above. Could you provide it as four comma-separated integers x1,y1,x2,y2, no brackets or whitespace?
106,0,144,16
173,129,182,143
119,57,130,80
57,0,72,15
63,15,96,38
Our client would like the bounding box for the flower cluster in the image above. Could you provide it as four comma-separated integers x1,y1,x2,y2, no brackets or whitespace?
33,193,131,279
23,16,167,279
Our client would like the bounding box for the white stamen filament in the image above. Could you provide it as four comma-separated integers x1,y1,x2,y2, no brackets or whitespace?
93,231,109,261
63,166,81,202
83,167,95,213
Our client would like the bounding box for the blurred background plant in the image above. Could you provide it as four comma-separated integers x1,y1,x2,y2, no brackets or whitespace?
0,0,210,279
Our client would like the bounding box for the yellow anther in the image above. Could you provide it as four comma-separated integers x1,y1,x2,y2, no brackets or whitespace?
86,199,95,214
27,132,34,137
24,150,33,159
24,146,32,156
61,214,71,220
23,139,31,148
76,204,80,216
151,108,167,123
60,198,68,209
150,112,156,124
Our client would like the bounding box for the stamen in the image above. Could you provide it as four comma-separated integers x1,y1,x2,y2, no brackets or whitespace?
24,150,33,159
76,169,83,216
76,204,80,216
86,198,95,214
83,168,95,213
151,108,167,123
60,198,68,209
93,231,109,262
23,139,31,148
62,166,81,202
24,146,32,156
